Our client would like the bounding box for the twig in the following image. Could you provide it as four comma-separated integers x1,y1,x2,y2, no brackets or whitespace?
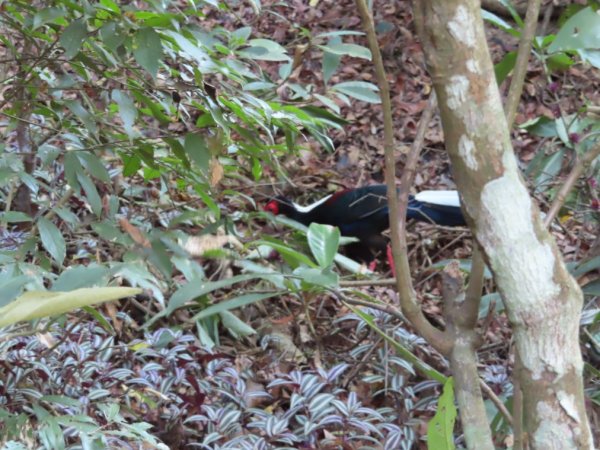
479,378,513,426
355,0,449,354
342,335,384,388
338,296,405,322
544,142,600,227
505,0,543,128
340,278,397,287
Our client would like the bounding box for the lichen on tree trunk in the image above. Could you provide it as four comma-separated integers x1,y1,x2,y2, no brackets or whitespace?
413,0,594,449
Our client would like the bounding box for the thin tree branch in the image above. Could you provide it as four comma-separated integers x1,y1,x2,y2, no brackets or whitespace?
505,0,543,128
544,142,600,227
354,0,450,354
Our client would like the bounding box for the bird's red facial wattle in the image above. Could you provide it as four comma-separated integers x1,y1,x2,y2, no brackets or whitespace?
264,200,280,215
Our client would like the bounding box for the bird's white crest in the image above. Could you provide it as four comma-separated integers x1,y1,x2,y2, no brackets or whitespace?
292,194,333,213
415,190,461,207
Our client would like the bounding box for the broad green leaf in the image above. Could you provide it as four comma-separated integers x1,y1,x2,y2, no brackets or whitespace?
64,100,97,134
315,31,365,39
145,273,272,326
318,43,371,60
294,266,339,288
427,378,457,450
38,217,66,264
52,265,111,291
100,22,126,52
549,8,600,56
322,37,342,84
99,0,121,14
481,9,515,33
231,26,252,43
0,287,141,328
0,275,32,307
184,133,210,175
314,93,340,114
255,238,317,268
60,19,87,59
478,292,504,319
121,153,141,176
64,151,83,190
532,149,565,193
133,28,163,77
546,52,575,72
494,51,517,84
243,81,277,91
0,211,32,223
78,152,111,182
220,310,256,337
77,172,103,216
112,90,137,138
192,292,279,321
571,256,600,278
239,38,290,61
33,7,65,30
331,81,381,104
584,280,600,296
307,223,339,268
164,30,211,68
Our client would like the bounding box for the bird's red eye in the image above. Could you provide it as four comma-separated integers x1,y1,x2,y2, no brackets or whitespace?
264,200,279,215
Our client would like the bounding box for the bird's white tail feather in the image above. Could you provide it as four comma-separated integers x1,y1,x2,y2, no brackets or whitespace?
415,190,461,207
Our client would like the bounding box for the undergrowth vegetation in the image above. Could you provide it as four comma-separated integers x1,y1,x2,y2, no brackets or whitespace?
0,0,598,448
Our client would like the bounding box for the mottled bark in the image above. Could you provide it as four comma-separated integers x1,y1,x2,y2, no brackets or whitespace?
413,1,594,449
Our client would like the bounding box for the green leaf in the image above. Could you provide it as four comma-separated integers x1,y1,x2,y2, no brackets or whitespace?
77,172,103,216
330,81,381,103
295,266,339,288
584,279,600,296
63,151,83,191
133,28,163,77
192,292,280,321
184,133,210,175
52,265,111,291
33,7,66,30
549,8,600,54
0,287,141,327
112,90,137,137
64,99,97,134
313,94,340,114
322,37,342,84
494,51,517,84
255,238,317,268
38,217,66,264
220,310,256,337
318,43,371,60
0,211,32,223
164,30,211,68
239,38,290,61
0,275,32,307
145,273,272,327
100,22,126,52
546,52,575,72
78,152,111,183
427,378,457,450
60,19,87,59
307,223,339,268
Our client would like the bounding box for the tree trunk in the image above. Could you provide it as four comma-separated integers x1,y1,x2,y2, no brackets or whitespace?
413,1,594,449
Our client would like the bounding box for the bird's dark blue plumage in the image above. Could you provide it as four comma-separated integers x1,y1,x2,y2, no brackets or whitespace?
264,184,465,264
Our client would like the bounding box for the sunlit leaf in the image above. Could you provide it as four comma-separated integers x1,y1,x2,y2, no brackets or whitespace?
0,287,141,327
427,378,457,450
